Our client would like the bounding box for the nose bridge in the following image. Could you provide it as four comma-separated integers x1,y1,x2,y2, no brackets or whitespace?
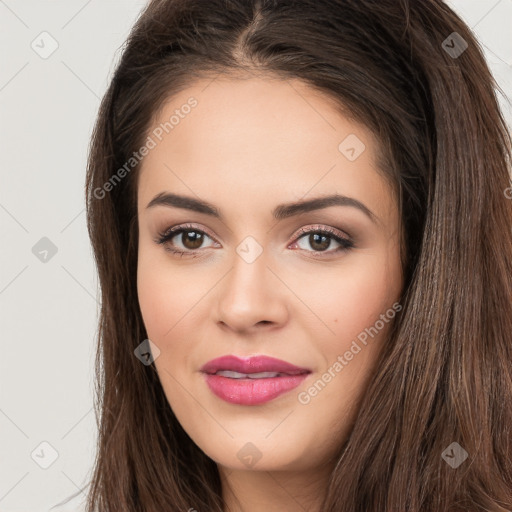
225,237,270,302
215,235,287,330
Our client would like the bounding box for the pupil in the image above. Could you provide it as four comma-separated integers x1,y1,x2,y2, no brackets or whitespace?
183,231,203,249
310,233,329,251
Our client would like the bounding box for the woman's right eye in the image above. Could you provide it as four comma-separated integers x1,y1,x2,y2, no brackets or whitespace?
155,225,218,257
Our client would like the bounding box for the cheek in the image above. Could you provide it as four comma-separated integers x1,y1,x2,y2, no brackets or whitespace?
136,249,194,342
137,261,171,340
137,259,198,391
302,261,398,341
301,251,401,390
136,247,218,377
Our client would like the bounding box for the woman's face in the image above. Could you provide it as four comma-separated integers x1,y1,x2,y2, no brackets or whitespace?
136,75,403,473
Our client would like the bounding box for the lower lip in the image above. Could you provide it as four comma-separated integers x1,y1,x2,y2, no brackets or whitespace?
202,373,309,405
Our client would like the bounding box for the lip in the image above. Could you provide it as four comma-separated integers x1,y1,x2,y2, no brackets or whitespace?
200,355,312,406
200,355,311,375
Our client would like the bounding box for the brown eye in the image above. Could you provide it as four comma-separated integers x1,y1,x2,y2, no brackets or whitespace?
292,226,354,255
155,224,218,257
179,230,205,250
307,233,331,251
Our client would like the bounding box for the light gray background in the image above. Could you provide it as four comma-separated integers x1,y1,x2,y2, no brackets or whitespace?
1,1,511,511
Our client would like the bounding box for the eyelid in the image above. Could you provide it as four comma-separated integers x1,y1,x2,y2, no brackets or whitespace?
291,223,352,243
156,222,219,244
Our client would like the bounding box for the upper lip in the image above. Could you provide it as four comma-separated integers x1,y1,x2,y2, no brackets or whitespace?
200,355,311,375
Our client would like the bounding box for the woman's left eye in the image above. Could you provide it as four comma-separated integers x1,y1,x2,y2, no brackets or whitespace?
291,226,355,255
154,224,354,257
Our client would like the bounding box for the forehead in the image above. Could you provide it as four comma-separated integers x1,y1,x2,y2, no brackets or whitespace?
137,76,395,223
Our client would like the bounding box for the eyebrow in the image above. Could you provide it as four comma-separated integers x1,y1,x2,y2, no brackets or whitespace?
146,192,378,223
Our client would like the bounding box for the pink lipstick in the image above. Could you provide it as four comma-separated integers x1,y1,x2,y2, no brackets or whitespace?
200,355,311,405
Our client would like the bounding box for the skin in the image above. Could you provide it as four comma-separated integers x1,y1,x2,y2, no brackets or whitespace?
136,74,404,512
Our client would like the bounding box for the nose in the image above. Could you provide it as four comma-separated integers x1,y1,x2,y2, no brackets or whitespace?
215,248,289,334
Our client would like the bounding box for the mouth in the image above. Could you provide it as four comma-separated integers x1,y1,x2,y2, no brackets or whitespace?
200,355,312,405
210,370,307,378
200,354,312,376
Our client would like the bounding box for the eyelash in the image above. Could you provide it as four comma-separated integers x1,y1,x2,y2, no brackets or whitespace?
154,223,355,259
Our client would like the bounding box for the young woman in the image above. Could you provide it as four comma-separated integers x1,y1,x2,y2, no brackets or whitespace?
71,0,512,510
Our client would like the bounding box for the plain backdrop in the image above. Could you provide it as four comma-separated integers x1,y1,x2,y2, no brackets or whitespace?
0,1,511,510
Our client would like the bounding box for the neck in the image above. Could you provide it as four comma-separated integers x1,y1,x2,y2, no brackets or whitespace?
218,460,335,512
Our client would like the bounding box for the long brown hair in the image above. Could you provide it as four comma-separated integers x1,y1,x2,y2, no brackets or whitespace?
83,0,512,510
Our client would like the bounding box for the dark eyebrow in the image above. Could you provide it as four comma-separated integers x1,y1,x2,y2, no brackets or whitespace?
146,192,378,223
